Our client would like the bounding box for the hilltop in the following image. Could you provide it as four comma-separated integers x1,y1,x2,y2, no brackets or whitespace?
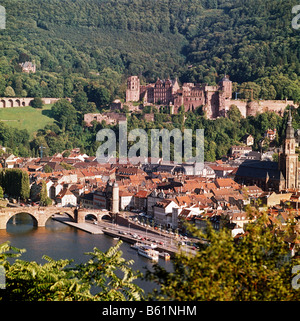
0,0,299,101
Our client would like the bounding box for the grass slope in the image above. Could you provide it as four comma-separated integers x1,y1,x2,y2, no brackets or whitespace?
0,104,55,136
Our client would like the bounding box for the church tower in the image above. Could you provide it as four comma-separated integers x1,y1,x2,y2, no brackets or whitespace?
279,109,299,190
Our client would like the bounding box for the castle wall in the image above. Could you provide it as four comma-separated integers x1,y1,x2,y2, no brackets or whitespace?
224,99,296,118
259,100,294,116
224,100,247,117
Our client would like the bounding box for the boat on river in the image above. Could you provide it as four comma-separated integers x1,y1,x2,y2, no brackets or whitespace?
131,242,157,250
159,252,171,261
137,245,159,262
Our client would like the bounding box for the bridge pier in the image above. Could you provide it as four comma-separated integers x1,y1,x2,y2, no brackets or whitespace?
0,215,6,229
74,209,85,224
37,213,50,227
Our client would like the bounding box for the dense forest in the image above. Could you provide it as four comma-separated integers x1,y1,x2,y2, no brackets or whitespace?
0,0,299,160
0,0,300,100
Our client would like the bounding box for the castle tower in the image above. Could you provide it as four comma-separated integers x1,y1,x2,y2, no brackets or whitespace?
112,182,119,214
219,75,232,99
279,109,299,190
126,76,140,102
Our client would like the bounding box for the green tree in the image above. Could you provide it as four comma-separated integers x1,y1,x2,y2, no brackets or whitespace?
4,86,15,97
86,84,111,109
20,171,30,200
30,97,43,109
0,241,143,301
73,91,88,112
39,180,52,206
60,162,74,170
146,215,300,301
0,169,30,200
43,164,53,173
51,99,78,131
227,105,242,122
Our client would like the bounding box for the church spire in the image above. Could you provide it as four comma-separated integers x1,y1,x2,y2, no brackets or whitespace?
286,108,295,139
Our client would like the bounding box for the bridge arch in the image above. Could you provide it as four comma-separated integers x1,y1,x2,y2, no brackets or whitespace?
7,212,38,227
59,211,75,221
100,213,112,221
85,213,98,222
0,207,76,230
4,211,55,229
75,209,112,224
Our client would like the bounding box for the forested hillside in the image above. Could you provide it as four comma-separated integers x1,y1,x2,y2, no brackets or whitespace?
0,0,300,160
0,0,300,101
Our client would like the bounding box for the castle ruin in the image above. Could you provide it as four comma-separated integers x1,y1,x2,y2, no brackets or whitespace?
125,76,295,119
126,75,232,118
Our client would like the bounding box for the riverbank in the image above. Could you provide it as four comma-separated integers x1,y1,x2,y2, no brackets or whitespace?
103,229,177,258
52,215,104,234
52,212,198,259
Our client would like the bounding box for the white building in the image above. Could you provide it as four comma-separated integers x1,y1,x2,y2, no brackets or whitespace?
119,190,134,210
56,188,77,207
153,199,179,228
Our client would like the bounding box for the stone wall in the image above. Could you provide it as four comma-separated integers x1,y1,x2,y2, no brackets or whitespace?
0,97,63,108
224,99,296,118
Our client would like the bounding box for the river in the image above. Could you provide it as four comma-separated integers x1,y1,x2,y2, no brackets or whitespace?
0,213,172,295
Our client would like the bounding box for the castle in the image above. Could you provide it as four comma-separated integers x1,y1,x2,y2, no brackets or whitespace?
126,76,294,119
126,75,232,118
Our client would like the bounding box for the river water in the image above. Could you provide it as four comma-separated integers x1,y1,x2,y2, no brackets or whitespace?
0,213,172,295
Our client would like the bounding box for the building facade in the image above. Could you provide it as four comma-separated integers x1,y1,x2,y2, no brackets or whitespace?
125,75,295,119
235,109,300,192
126,75,232,119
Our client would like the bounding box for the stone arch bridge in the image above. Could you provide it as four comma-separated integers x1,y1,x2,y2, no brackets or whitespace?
0,206,112,230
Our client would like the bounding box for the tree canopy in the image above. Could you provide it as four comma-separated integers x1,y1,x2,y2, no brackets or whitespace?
0,0,299,102
0,241,143,301
146,214,300,301
1,213,300,301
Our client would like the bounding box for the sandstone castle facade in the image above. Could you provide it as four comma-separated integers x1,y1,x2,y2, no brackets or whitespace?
126,75,232,118
126,76,294,119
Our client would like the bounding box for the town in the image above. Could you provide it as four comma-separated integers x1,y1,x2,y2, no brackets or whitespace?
1,0,300,303
0,105,300,257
